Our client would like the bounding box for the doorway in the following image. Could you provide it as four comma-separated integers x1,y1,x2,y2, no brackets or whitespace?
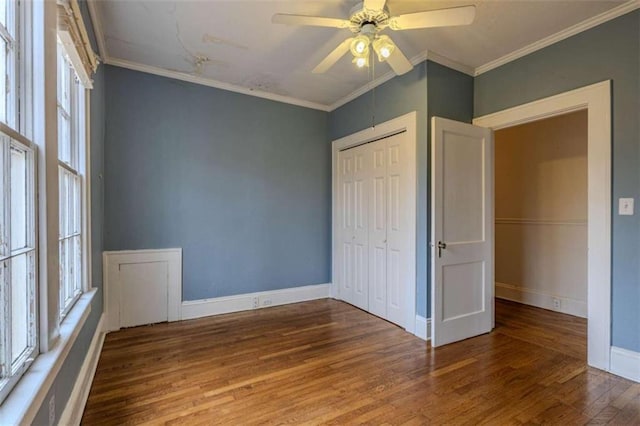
494,110,588,319
474,81,611,371
431,81,611,371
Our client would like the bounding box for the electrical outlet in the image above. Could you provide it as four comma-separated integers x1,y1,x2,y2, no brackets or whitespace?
262,298,273,306
552,298,561,310
48,395,55,426
252,297,259,309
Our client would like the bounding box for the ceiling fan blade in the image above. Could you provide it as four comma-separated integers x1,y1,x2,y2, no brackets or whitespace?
363,0,386,12
389,5,476,30
312,38,354,74
272,14,350,29
385,42,413,75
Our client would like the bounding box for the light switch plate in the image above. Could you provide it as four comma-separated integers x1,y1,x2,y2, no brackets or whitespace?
619,198,634,215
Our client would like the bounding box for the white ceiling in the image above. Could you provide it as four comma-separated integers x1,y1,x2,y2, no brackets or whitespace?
89,0,633,110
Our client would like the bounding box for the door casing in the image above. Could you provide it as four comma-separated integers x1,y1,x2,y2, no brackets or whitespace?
473,80,612,371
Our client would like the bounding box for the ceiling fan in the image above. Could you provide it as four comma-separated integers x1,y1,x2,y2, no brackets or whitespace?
272,0,475,76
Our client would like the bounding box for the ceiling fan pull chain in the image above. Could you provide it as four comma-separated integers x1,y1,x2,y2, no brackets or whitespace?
371,50,376,129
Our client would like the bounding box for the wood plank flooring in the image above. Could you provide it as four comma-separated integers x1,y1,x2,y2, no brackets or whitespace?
82,299,640,425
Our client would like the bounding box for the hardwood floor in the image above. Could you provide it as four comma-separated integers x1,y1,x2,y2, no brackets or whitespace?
82,299,640,425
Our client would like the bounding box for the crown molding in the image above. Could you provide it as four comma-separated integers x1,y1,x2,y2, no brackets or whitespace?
85,0,638,112
105,57,331,111
327,49,473,111
474,0,640,76
426,51,475,77
87,0,330,111
85,0,106,60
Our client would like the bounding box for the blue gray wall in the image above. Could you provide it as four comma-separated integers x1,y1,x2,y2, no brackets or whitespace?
103,67,331,301
329,60,473,318
475,10,640,352
425,61,474,317
32,1,106,423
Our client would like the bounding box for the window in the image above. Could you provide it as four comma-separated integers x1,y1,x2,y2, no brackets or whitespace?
0,0,97,415
0,0,18,129
57,45,85,319
0,0,37,404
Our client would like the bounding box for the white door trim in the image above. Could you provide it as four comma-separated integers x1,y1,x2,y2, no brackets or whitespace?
473,80,612,371
103,248,182,331
331,112,417,334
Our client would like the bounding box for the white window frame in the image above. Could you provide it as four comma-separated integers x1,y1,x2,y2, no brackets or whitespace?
56,39,90,321
0,128,38,406
0,1,97,421
0,0,19,131
0,0,38,406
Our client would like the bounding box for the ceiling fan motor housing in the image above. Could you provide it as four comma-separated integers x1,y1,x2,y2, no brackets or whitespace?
348,1,390,33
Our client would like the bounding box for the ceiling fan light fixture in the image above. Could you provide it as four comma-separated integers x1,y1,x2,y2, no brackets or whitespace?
373,35,395,62
350,34,370,57
353,55,369,68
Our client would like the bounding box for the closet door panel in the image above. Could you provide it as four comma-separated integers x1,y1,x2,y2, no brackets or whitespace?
338,150,355,304
386,133,410,327
369,141,387,318
352,145,370,310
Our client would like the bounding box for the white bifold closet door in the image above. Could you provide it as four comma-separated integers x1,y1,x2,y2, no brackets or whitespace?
337,131,411,328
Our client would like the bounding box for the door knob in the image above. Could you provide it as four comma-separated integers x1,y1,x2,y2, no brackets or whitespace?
437,241,447,258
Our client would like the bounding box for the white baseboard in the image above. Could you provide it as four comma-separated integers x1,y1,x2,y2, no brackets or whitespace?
181,283,332,320
610,346,640,383
496,282,587,318
414,315,431,341
58,314,106,426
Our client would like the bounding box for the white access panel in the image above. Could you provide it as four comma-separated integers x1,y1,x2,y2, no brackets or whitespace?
104,248,182,331
120,261,169,328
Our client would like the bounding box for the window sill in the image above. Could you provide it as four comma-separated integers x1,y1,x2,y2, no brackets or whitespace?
0,288,97,425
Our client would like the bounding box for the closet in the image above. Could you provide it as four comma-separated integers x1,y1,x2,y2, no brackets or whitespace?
335,130,413,328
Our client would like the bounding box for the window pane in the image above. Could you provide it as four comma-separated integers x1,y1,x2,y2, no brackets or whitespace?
0,259,5,376
59,239,67,308
60,236,76,314
67,174,74,236
74,83,84,171
0,137,6,258
58,109,70,164
73,235,81,294
10,146,26,251
66,237,73,300
57,49,70,112
10,253,28,365
0,36,6,125
1,0,15,39
0,1,6,28
59,166,67,238
72,174,80,234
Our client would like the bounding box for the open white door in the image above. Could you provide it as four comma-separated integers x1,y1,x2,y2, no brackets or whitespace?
431,117,494,347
